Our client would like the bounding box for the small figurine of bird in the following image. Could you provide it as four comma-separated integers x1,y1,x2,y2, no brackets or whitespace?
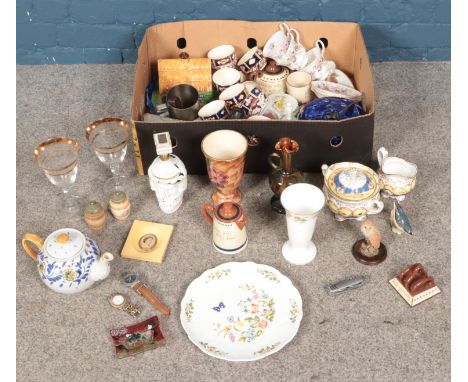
390,201,413,235
361,219,381,250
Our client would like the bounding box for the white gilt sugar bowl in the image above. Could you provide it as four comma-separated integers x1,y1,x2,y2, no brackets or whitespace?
22,228,113,294
377,147,417,201
321,162,384,221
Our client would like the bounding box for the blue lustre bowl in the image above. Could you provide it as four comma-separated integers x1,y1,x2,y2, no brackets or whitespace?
298,97,364,121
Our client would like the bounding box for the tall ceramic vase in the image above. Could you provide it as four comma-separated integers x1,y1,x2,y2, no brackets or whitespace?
201,130,248,205
280,183,325,265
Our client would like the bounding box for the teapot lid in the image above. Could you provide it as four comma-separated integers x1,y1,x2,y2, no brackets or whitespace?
325,163,380,201
44,228,85,260
215,202,242,223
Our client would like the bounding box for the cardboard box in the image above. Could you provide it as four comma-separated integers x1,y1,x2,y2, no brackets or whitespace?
131,20,375,175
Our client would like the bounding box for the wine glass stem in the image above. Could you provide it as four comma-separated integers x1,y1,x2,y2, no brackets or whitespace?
110,161,120,176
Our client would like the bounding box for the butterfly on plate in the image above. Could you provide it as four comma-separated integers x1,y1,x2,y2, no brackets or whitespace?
212,302,225,312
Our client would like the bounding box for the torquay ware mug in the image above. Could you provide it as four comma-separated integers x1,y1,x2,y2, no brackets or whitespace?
280,183,325,265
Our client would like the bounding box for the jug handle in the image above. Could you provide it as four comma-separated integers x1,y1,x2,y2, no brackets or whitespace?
22,233,44,261
236,214,249,230
201,204,214,225
268,152,281,170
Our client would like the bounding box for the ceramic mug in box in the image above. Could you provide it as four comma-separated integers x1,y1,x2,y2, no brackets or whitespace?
241,82,266,116
286,71,313,104
208,44,237,70
219,83,246,110
198,100,228,120
237,46,267,76
212,68,241,93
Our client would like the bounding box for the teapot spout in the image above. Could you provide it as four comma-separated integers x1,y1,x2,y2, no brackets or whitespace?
89,252,114,282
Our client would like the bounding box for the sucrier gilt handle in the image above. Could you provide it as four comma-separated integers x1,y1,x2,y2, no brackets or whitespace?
133,281,171,316
22,233,44,261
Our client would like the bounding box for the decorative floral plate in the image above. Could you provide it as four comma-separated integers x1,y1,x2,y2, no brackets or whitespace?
180,261,303,361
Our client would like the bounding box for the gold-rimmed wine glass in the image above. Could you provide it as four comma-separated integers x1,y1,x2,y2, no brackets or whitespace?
34,137,82,214
85,117,130,191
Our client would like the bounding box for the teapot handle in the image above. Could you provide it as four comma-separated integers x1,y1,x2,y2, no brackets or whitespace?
22,233,44,261
268,152,281,170
201,204,214,225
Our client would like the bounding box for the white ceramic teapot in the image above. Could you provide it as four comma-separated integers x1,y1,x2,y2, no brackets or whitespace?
377,147,417,201
22,228,113,294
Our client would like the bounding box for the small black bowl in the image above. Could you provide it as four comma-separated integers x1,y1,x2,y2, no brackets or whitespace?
166,84,200,121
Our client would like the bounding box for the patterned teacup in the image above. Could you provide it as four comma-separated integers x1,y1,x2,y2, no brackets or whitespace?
263,23,292,65
283,29,308,71
198,100,229,120
219,83,246,110
208,45,237,70
302,40,336,80
212,67,241,93
241,82,266,116
237,46,267,76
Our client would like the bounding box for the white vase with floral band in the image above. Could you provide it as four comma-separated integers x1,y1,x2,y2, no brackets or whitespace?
180,261,303,361
280,183,325,265
321,162,385,221
22,228,113,294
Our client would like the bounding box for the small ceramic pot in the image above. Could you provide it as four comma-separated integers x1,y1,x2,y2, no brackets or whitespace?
377,147,418,201
255,59,289,96
212,68,241,93
237,46,267,76
311,81,363,102
166,84,200,121
208,44,237,70
281,183,325,265
201,202,249,254
286,71,313,104
219,83,246,110
198,100,228,120
241,82,266,116
321,162,384,221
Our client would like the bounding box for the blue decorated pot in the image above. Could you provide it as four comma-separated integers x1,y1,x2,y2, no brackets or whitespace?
22,228,113,294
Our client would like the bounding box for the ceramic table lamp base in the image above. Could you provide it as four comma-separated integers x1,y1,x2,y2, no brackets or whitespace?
280,183,325,265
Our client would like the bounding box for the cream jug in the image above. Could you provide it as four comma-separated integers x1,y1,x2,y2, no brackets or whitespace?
201,202,248,254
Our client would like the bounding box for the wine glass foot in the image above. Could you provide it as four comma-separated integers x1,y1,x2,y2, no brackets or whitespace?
61,194,83,218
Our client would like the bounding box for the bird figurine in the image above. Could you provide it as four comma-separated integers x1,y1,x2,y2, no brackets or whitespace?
390,201,413,235
352,219,387,265
360,219,381,254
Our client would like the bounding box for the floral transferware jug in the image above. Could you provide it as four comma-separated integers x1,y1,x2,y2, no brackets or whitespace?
22,228,113,294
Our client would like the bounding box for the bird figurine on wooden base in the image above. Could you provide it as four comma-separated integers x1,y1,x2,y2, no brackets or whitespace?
390,201,413,235
352,219,387,265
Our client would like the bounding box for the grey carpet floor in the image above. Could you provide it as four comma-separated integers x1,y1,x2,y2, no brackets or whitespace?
16,62,450,382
